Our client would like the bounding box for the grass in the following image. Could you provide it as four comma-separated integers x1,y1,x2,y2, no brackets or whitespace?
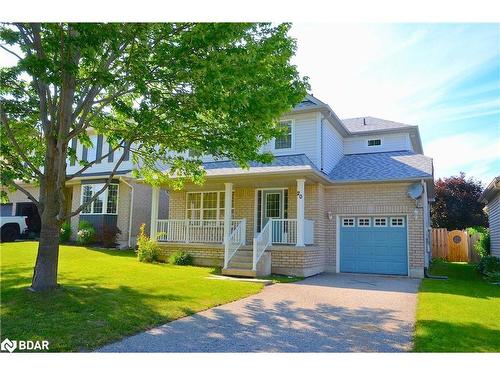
413,260,500,352
263,274,304,283
0,241,263,352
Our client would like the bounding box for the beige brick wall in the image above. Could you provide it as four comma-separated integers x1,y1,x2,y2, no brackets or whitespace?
323,182,425,277
157,243,224,266
271,246,325,277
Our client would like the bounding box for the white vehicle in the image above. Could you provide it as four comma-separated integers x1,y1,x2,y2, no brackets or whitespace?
0,216,28,242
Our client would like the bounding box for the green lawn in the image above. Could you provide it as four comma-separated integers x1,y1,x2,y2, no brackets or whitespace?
414,261,500,352
0,241,263,352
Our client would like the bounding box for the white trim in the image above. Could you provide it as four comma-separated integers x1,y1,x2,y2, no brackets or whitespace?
357,217,371,227
390,217,405,227
316,112,322,169
341,217,355,227
373,217,388,227
273,119,295,151
336,216,340,273
254,187,289,235
336,214,410,277
120,178,134,248
185,190,234,222
79,182,119,215
367,138,382,147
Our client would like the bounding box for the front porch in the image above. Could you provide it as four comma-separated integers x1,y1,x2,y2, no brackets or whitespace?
150,177,320,276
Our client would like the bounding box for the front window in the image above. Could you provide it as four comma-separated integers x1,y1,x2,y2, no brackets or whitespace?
368,139,382,146
275,120,293,150
80,184,119,215
186,191,234,223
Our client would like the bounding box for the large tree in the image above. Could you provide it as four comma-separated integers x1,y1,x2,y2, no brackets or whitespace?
431,172,488,230
0,23,308,291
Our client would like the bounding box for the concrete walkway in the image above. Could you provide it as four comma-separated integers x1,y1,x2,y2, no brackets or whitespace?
98,273,420,352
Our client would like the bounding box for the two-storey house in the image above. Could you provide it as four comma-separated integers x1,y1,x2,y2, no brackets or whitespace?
151,95,434,278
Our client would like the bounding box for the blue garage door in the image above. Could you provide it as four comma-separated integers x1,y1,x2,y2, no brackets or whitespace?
340,216,408,276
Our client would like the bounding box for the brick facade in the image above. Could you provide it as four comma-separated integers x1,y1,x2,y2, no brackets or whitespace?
166,181,426,278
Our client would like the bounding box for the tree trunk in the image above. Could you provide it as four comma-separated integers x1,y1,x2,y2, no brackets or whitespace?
31,214,61,291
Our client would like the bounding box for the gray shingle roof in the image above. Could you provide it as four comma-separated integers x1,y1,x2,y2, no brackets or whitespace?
329,151,433,182
202,154,319,176
341,116,416,133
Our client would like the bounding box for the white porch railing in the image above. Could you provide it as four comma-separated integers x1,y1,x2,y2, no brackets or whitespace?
252,219,272,271
156,219,243,243
270,218,314,245
224,219,247,268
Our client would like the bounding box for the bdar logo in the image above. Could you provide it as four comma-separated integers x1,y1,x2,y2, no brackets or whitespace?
1,338,17,353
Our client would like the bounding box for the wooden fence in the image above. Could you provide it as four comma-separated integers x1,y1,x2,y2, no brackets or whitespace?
431,228,481,263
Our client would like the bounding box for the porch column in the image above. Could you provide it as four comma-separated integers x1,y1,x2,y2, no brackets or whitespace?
223,182,233,245
296,178,305,247
150,186,159,239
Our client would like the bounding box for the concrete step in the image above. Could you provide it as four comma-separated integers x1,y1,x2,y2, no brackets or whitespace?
230,254,253,262
222,268,257,278
227,260,252,269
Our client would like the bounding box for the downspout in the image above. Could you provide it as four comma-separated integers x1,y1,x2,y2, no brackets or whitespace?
120,177,134,248
320,117,324,171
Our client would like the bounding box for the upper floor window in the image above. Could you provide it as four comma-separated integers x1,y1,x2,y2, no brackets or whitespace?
275,120,293,150
367,139,382,147
81,184,119,215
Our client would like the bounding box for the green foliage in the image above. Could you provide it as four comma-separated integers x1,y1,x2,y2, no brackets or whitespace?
136,223,158,263
431,172,488,230
59,221,72,243
0,23,308,192
101,224,121,248
77,221,95,245
467,226,491,258
477,255,500,281
168,250,193,266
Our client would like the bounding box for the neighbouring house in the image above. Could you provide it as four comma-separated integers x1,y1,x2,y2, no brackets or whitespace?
1,128,169,248
150,95,434,278
479,176,500,258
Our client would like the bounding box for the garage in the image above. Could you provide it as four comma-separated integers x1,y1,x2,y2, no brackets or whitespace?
339,216,408,276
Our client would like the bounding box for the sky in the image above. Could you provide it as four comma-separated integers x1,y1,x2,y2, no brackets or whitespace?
1,23,498,185
289,23,500,186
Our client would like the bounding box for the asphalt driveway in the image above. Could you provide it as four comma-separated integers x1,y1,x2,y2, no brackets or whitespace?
98,273,420,352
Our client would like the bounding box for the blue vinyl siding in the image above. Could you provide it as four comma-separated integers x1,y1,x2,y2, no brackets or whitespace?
340,217,408,275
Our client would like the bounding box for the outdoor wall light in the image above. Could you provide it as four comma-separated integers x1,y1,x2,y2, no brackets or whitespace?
327,211,333,220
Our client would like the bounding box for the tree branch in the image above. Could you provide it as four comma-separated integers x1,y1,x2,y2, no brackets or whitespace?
0,102,44,178
63,142,131,220
0,44,23,60
9,181,39,206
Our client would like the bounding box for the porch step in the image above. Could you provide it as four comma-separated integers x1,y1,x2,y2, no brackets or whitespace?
221,268,257,278
227,260,252,269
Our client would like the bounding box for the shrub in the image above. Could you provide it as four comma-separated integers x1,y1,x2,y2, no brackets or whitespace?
136,223,158,263
168,250,193,266
59,221,72,243
467,226,490,258
477,255,500,281
102,224,121,248
77,221,96,245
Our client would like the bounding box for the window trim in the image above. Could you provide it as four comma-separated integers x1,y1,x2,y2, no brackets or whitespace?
357,217,371,227
373,217,388,227
390,217,405,227
342,217,355,227
274,119,295,151
367,139,382,147
80,183,119,215
185,190,235,225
